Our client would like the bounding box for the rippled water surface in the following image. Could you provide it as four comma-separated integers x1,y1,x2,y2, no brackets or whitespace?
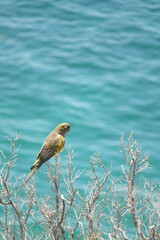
0,0,160,194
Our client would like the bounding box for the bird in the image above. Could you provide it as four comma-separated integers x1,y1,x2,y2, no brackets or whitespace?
18,123,70,191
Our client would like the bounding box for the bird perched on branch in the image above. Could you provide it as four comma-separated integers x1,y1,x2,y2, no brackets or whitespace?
18,123,70,191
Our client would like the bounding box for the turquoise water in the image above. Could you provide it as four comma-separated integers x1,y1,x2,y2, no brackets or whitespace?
0,0,160,193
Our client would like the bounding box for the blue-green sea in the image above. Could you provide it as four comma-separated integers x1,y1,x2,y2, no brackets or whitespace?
0,0,160,205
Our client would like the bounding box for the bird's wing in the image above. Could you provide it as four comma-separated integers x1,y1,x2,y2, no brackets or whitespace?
37,143,54,162
36,135,65,165
17,168,37,191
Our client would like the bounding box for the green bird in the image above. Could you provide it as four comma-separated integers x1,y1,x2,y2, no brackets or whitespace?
18,123,70,191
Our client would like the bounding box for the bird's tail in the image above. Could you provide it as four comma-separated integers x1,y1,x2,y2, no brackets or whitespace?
30,158,42,171
17,168,37,191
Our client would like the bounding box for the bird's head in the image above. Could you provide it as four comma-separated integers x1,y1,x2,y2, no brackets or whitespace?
56,123,70,136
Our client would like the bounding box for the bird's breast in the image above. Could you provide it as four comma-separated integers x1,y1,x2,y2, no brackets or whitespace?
55,135,65,153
